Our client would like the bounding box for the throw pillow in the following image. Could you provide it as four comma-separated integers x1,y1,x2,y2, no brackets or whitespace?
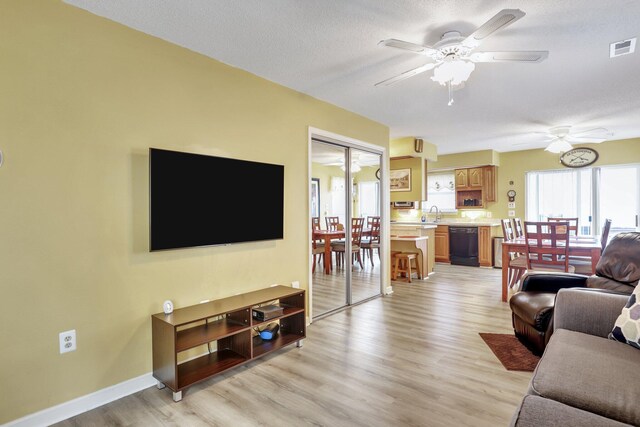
610,285,640,349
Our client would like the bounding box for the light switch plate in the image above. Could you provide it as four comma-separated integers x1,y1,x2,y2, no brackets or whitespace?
508,210,516,217
508,202,516,209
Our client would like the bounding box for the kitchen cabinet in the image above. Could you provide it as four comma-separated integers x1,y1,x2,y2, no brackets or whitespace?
435,225,450,263
455,169,468,189
454,165,497,208
478,226,492,267
469,167,483,188
483,166,497,202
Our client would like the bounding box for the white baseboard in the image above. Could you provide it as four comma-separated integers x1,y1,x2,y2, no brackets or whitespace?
4,373,156,427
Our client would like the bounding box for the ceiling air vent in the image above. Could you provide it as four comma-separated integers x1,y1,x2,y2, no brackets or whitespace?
610,37,636,58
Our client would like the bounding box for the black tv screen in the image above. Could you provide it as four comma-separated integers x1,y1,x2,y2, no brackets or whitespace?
149,148,284,251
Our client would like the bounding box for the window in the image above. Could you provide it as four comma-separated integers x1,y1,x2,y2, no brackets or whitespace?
358,181,380,218
526,164,640,237
427,172,456,212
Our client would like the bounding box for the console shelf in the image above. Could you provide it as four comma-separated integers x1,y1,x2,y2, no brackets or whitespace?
152,286,305,401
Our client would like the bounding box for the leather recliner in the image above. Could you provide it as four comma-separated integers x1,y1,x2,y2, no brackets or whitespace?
509,232,640,355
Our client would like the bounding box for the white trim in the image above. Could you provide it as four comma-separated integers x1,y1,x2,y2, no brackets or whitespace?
4,373,155,427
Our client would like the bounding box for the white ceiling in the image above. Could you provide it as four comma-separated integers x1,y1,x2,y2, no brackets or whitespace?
65,0,640,154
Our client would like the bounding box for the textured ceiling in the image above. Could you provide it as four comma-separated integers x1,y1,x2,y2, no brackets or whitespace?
64,0,640,154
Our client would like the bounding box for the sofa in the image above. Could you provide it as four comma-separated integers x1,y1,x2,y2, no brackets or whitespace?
510,232,640,355
510,288,640,426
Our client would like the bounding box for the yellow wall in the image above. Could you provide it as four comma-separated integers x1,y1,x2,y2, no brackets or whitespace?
0,1,389,423
390,157,424,202
428,149,499,170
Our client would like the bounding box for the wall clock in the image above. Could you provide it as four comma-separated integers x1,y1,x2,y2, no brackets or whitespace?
507,190,516,202
560,147,599,168
375,168,380,180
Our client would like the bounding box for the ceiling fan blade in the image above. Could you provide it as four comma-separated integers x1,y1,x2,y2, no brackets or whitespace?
565,136,608,143
469,51,549,63
461,9,526,49
374,63,437,87
378,39,438,56
569,127,613,138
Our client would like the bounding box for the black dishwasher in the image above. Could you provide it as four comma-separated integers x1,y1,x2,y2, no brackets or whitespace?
449,226,479,267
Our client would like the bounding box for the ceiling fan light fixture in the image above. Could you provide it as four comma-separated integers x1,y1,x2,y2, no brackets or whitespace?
431,59,475,86
544,139,573,154
341,162,361,173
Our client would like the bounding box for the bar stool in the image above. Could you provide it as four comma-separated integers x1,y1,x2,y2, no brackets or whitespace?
390,251,401,279
393,252,421,283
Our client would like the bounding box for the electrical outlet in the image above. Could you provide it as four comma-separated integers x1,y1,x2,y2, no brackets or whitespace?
291,281,300,289
59,330,76,354
486,212,492,218
508,202,516,209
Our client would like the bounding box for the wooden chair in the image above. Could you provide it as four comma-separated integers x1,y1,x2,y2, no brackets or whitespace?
332,217,364,269
513,218,524,238
570,218,612,275
501,218,528,289
325,216,342,231
311,217,326,273
548,217,579,236
392,253,421,283
523,221,574,273
361,216,381,266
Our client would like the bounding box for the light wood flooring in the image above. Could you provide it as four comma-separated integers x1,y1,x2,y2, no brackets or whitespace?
55,264,531,427
312,252,382,317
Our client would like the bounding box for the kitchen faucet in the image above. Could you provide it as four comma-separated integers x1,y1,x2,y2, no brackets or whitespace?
428,205,441,222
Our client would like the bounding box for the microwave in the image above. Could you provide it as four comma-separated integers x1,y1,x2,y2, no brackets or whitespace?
392,201,416,209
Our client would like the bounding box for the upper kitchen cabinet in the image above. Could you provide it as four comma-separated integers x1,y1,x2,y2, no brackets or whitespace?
456,167,483,189
390,157,427,202
454,165,497,209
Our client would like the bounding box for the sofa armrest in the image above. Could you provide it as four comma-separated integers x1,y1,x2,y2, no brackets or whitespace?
520,272,588,292
554,288,629,338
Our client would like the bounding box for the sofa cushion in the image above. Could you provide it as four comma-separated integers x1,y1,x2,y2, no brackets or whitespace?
530,328,640,425
511,395,632,427
587,232,640,292
609,285,640,348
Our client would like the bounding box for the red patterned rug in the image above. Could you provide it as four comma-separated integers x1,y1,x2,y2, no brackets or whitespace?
479,333,540,372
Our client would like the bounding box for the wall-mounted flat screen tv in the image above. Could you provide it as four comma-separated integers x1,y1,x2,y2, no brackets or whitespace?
149,148,284,251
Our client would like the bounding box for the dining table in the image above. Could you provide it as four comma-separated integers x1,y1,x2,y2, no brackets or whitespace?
501,236,602,302
313,228,371,274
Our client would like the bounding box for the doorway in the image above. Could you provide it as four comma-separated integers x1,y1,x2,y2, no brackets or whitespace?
310,133,385,319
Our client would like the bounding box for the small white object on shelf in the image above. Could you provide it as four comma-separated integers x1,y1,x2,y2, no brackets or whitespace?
163,300,174,314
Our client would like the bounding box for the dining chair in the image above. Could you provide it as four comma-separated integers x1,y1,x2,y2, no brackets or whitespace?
332,217,364,269
513,218,524,238
501,218,527,288
325,216,342,231
361,216,381,266
523,221,574,273
570,218,612,275
548,217,579,236
311,217,325,273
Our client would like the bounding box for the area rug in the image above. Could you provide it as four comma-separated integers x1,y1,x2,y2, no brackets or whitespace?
479,333,540,372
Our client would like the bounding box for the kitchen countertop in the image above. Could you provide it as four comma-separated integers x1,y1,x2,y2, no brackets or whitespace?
390,235,428,241
391,220,501,227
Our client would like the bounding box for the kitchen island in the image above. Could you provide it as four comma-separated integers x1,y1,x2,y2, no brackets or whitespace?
390,223,436,277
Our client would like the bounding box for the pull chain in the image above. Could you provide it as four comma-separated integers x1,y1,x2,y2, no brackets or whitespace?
447,81,454,106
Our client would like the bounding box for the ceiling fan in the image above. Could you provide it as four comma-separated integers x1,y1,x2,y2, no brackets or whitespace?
538,126,613,153
376,9,548,105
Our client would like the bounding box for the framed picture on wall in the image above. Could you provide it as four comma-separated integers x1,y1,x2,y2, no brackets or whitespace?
311,178,320,217
390,168,411,192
